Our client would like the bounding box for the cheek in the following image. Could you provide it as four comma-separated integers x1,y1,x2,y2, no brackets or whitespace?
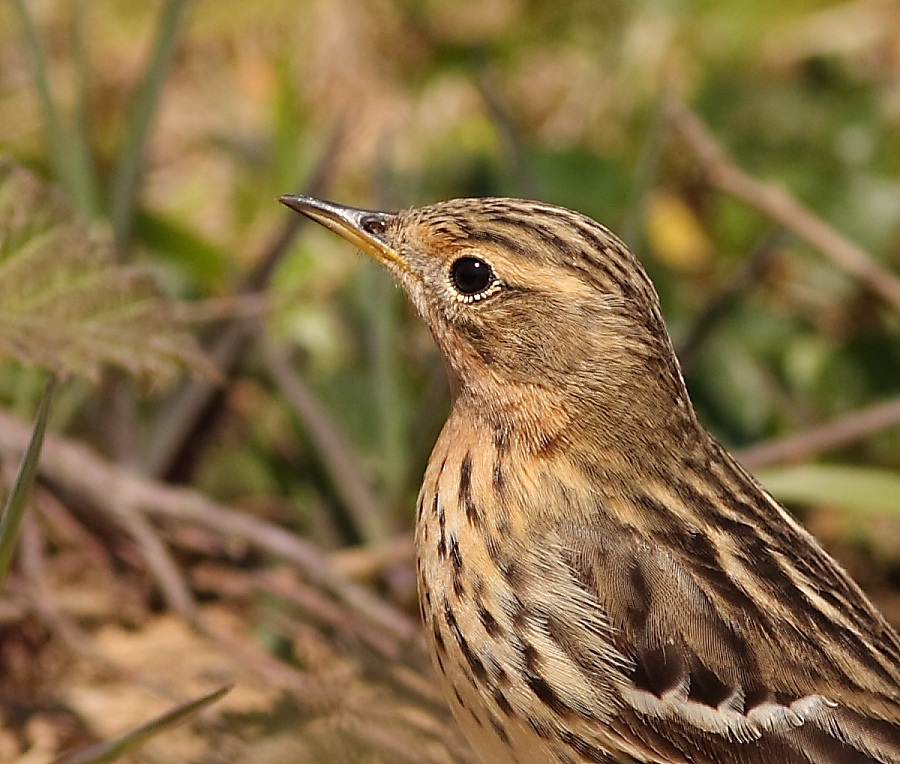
479,298,615,377
399,277,434,323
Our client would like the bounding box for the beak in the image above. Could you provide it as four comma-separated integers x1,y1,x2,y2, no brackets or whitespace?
279,195,407,273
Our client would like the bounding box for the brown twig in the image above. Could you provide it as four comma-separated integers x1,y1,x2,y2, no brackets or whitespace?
738,396,900,470
114,498,200,624
147,490,417,642
19,503,106,662
16,450,199,626
0,409,419,645
36,486,115,567
257,570,405,660
331,535,415,581
144,322,249,478
171,291,270,324
203,621,346,713
19,493,207,704
665,98,900,312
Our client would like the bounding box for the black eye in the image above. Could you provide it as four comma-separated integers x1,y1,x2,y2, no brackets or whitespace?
450,257,495,297
361,216,386,236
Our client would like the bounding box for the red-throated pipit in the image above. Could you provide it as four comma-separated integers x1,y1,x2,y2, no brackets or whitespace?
281,194,900,764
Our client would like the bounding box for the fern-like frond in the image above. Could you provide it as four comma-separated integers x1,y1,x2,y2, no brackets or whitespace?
0,159,216,388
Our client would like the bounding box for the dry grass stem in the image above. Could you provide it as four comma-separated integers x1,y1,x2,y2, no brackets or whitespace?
0,409,418,642
666,98,900,312
738,396,900,469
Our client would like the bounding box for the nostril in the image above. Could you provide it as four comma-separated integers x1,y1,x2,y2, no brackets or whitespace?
361,216,387,236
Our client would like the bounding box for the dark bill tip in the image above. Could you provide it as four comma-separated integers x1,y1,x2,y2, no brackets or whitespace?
278,195,406,272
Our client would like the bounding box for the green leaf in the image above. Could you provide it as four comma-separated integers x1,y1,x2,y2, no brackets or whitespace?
0,159,216,388
756,464,900,517
0,376,54,588
51,684,231,764
134,208,232,289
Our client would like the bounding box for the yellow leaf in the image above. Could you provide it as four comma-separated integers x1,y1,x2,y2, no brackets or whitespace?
645,191,713,272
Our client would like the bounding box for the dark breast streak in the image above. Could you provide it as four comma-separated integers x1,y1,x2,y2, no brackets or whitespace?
415,414,636,763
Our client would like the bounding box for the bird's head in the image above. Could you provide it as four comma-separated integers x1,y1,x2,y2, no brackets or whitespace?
281,195,698,452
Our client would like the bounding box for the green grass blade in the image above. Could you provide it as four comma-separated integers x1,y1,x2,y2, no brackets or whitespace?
68,0,101,217
756,464,900,517
110,0,192,252
9,0,95,216
51,684,231,764
0,376,55,588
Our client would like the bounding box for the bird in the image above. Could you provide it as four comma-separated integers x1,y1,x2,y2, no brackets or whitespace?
279,194,900,764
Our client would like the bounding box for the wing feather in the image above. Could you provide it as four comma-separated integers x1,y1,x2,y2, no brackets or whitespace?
542,516,900,763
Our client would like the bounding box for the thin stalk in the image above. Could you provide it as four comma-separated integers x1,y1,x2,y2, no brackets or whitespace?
110,0,192,253
10,0,96,217
68,0,101,216
0,376,55,587
51,685,231,764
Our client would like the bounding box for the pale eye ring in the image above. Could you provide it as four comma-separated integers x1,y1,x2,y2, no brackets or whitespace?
449,257,502,303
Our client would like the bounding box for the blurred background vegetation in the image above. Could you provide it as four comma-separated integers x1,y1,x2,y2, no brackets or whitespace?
0,0,899,761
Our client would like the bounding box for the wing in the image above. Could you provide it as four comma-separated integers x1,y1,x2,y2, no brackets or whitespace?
544,469,900,764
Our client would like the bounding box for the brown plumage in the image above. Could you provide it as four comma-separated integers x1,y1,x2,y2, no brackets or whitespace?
280,194,900,764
